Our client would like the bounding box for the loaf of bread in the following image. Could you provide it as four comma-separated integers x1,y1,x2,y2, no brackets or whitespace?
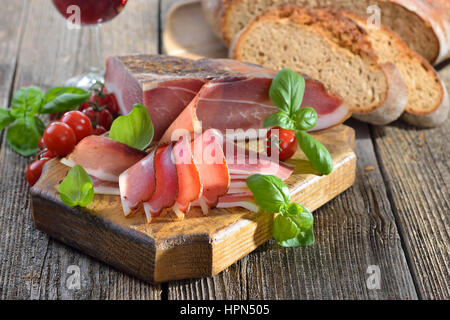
202,0,450,64
230,5,408,125
341,11,449,127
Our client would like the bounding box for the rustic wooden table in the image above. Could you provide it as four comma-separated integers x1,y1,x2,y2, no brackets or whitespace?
0,0,448,300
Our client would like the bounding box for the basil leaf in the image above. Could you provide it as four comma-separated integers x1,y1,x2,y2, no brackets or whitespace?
263,111,295,130
293,107,318,131
269,69,305,115
296,131,333,175
109,104,154,150
0,107,14,130
58,165,94,207
285,203,314,231
274,203,315,247
273,214,301,244
6,115,44,156
246,174,290,213
10,86,44,117
41,87,90,114
279,228,315,247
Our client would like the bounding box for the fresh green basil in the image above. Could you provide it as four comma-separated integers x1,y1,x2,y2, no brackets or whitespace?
269,68,305,116
0,107,14,130
293,107,318,131
246,174,315,247
10,86,44,117
6,115,45,156
263,111,295,130
58,165,94,207
296,130,333,175
40,87,91,114
109,104,154,150
246,174,290,214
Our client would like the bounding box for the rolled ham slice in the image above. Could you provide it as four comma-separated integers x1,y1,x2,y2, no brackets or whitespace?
90,176,120,196
191,129,230,215
143,144,178,222
119,150,156,216
172,135,202,220
61,135,146,182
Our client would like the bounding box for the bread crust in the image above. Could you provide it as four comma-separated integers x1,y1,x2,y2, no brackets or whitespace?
231,6,408,125
203,0,450,64
342,10,448,127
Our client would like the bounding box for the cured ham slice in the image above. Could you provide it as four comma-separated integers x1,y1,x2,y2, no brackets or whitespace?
191,129,230,215
143,144,178,222
105,54,350,142
119,150,156,216
227,179,250,194
172,135,202,219
216,193,259,213
90,176,120,196
61,135,146,182
161,76,349,143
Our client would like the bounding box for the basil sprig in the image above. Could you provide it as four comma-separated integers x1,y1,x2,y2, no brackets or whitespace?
0,86,91,156
109,104,154,150
58,165,94,207
246,174,315,247
265,68,333,175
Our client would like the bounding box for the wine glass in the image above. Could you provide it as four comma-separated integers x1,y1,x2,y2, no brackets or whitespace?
52,0,128,89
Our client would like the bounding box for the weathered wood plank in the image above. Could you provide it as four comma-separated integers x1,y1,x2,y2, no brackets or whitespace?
370,67,450,299
161,0,417,300
0,0,161,299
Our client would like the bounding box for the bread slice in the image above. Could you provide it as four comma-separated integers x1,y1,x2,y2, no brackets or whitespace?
230,5,408,125
202,0,450,64
341,12,449,127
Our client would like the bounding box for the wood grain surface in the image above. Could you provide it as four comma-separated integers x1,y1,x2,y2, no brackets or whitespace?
0,0,448,299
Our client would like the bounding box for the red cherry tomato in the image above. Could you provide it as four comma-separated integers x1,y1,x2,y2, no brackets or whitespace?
78,101,91,112
38,136,46,150
92,125,107,135
26,158,50,186
82,106,97,123
97,109,113,130
43,122,77,156
266,127,298,161
61,111,93,142
90,92,120,115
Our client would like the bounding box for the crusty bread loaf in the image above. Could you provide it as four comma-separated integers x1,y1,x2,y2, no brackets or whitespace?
230,5,408,125
342,11,449,127
202,0,450,64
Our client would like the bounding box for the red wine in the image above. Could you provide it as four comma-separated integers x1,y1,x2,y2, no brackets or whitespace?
53,0,127,25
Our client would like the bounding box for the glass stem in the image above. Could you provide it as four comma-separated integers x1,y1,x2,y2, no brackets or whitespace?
87,24,103,74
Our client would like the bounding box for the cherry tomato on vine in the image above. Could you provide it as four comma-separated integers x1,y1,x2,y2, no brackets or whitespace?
90,92,119,115
61,111,93,142
266,126,298,161
43,122,77,157
97,109,113,130
92,125,107,135
26,158,50,186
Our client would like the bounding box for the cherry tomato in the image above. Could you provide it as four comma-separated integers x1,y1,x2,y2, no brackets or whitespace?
43,122,77,156
61,111,93,142
90,92,120,115
38,136,46,150
92,125,107,135
97,109,113,130
82,106,97,123
78,101,92,112
26,158,50,186
266,127,298,161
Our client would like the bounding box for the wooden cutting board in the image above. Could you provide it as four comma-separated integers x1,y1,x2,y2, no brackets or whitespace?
31,125,356,283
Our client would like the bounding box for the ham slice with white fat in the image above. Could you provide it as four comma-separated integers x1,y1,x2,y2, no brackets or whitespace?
60,135,146,182
119,150,156,216
191,129,230,214
217,193,259,213
172,135,202,219
90,176,120,195
143,144,178,222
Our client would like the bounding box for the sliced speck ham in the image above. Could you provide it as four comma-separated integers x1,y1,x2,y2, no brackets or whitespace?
172,135,202,219
90,176,120,196
119,150,156,216
60,135,146,182
191,129,230,214
216,192,259,213
143,144,178,222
